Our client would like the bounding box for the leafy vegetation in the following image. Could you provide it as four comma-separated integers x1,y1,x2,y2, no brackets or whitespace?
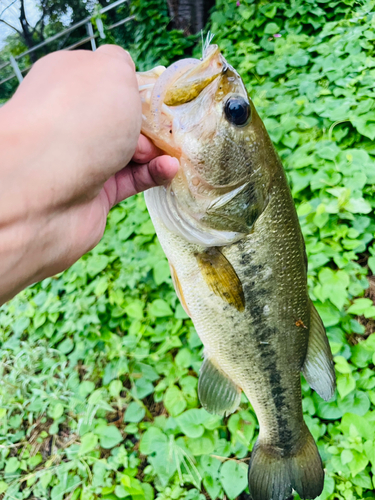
2,0,375,499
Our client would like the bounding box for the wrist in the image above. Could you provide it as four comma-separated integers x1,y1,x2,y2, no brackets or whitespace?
0,218,41,305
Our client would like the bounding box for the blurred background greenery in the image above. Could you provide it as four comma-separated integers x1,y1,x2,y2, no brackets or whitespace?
2,1,375,499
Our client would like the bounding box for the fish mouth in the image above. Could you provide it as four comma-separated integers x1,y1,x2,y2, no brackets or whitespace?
163,44,224,107
137,44,225,129
137,44,229,162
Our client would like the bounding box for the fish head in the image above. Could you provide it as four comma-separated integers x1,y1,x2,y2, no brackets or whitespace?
138,45,277,245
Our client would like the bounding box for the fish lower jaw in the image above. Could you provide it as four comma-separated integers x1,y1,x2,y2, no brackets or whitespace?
144,185,244,247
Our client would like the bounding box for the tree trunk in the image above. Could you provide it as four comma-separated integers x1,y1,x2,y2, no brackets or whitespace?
19,0,37,62
167,0,215,35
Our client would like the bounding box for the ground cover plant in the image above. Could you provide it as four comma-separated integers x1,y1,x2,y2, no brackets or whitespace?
1,0,375,499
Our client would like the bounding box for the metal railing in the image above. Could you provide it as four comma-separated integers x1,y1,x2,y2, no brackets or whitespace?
0,0,135,89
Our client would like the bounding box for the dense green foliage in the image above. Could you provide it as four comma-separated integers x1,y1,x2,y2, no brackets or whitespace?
2,0,375,499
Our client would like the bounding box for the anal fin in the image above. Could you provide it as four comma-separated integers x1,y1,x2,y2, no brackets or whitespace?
198,357,241,416
302,300,336,401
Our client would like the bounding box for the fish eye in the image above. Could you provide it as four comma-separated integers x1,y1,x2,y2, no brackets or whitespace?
224,96,251,127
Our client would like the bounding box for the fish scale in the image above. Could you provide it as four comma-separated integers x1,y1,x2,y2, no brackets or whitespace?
138,43,336,500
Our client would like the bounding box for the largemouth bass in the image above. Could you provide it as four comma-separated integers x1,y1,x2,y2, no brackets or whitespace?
137,44,336,500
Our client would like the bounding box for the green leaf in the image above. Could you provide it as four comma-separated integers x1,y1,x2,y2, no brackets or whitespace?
351,469,373,489
187,430,216,456
347,298,374,315
368,256,375,274
79,381,96,398
121,474,144,495
334,356,352,374
175,303,189,319
313,393,342,420
349,450,369,476
315,302,341,327
27,454,43,468
351,342,374,368
340,413,374,440
176,409,211,438
153,260,171,285
141,483,154,500
9,414,22,428
319,268,349,310
228,410,257,446
88,389,107,405
139,428,176,485
95,425,123,449
316,142,341,160
345,196,372,214
318,475,335,500
139,427,167,455
364,439,375,465
149,299,173,317
103,359,129,386
79,432,98,455
337,391,370,416
57,337,74,354
164,385,186,417
175,348,192,368
125,300,144,319
341,449,353,465
95,277,108,296
289,50,309,67
5,457,20,473
337,374,356,398
50,402,64,420
40,470,53,489
203,475,221,500
0,482,8,494
220,461,248,500
115,485,130,498
109,380,122,397
124,402,145,423
87,255,109,277
200,458,221,497
264,22,279,34
139,220,155,235
132,378,154,399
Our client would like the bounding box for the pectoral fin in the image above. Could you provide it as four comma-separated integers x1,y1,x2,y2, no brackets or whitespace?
196,248,245,312
302,300,336,401
198,357,241,416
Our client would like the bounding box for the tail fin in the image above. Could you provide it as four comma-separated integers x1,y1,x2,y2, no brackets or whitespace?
248,426,324,500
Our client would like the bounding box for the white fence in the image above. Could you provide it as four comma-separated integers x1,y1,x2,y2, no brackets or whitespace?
0,0,135,90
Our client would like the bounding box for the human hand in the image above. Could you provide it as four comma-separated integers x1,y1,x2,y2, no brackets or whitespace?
0,45,178,305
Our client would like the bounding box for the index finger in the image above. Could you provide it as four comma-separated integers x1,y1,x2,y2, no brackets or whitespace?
95,44,135,70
